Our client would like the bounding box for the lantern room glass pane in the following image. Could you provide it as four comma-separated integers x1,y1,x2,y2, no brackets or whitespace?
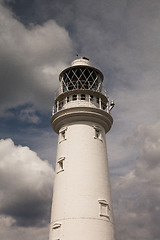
61,67,102,92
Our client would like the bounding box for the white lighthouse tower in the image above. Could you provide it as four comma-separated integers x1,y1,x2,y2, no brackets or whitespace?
49,57,115,240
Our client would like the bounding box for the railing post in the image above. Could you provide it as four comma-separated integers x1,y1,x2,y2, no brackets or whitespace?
57,101,59,111
99,98,102,109
106,102,109,113
52,106,54,115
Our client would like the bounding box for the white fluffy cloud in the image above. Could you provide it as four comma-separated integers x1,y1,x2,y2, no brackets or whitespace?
0,138,54,229
0,3,73,115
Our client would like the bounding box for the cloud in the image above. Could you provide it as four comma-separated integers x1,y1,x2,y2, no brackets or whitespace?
0,217,49,240
112,121,160,240
18,106,40,123
0,2,73,115
0,138,54,227
1,1,160,239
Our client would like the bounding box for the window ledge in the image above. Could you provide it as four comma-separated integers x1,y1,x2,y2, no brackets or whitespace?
94,137,103,142
57,169,64,174
59,138,67,144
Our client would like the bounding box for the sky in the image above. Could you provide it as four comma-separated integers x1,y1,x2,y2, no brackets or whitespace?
0,0,160,239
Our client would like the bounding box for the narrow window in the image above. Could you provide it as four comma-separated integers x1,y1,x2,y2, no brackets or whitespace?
81,94,85,100
60,130,65,141
59,127,67,143
93,126,103,141
67,96,69,102
95,129,100,138
52,223,61,240
98,200,110,219
72,95,77,101
62,131,65,139
97,97,99,104
57,157,65,173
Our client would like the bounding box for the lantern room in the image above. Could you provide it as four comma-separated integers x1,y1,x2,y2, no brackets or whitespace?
59,57,104,93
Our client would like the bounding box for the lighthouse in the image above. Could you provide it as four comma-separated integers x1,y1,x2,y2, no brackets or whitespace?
49,57,115,240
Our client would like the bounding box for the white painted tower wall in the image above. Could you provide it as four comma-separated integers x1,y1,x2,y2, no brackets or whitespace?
49,58,115,240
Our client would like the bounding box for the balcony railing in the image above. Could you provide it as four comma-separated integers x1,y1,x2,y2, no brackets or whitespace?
54,85,108,100
52,93,111,115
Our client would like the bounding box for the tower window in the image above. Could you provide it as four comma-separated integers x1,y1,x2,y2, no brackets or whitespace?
52,223,61,240
95,129,100,138
97,97,99,104
57,157,65,173
93,126,103,141
81,94,85,100
62,131,65,139
72,95,77,101
98,200,110,219
59,127,67,143
60,131,65,142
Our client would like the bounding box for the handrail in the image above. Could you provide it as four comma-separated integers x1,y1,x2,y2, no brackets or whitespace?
52,98,111,115
54,86,108,100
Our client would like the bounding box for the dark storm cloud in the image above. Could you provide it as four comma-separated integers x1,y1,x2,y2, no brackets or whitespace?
0,2,73,115
0,139,54,227
1,192,50,227
112,121,160,240
5,0,75,27
5,0,160,88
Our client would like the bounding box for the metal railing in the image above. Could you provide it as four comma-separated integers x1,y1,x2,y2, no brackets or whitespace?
54,85,108,100
52,96,111,115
